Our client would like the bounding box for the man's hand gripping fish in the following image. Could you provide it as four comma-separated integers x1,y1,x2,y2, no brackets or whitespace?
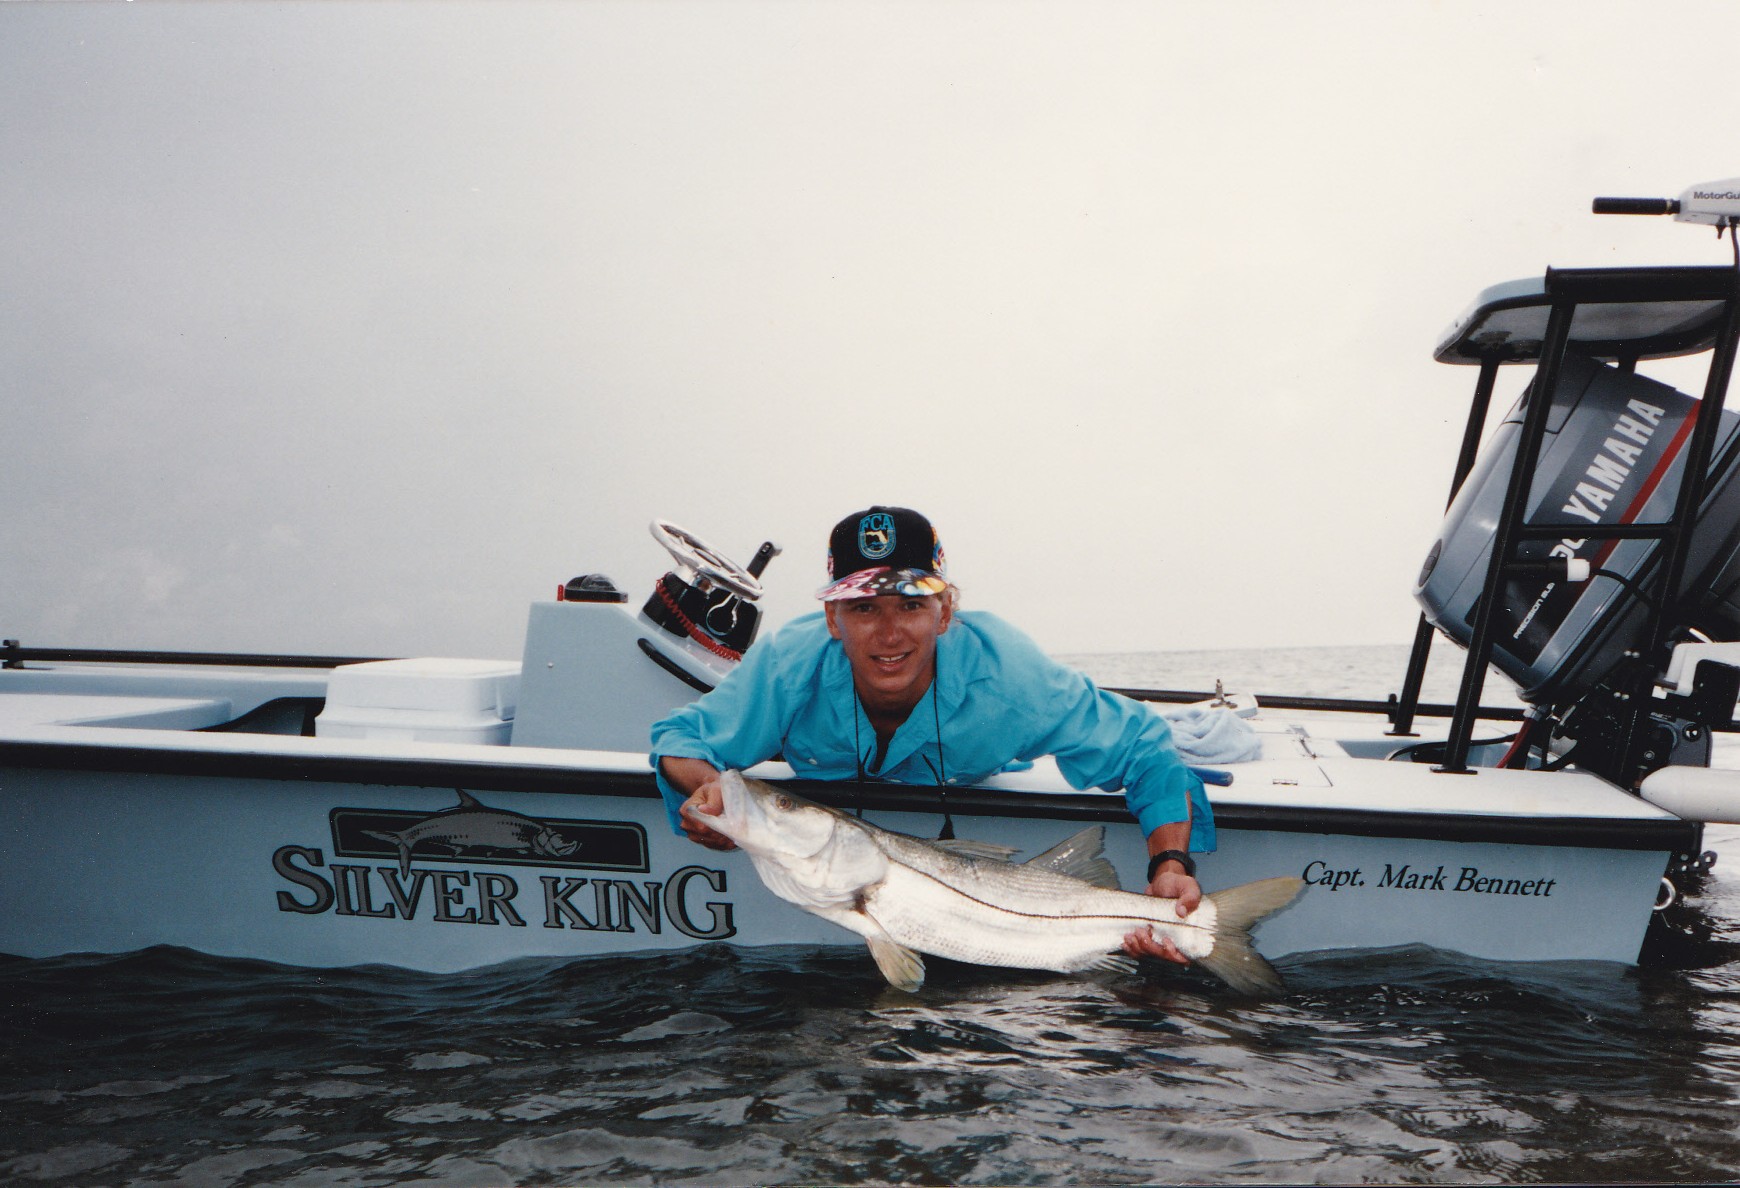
709,770,1305,995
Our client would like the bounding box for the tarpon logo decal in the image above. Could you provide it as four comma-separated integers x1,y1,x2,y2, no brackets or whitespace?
858,512,895,560
272,792,732,937
330,790,650,874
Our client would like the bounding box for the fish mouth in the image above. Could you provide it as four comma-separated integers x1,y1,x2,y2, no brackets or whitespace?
713,771,836,857
712,770,754,841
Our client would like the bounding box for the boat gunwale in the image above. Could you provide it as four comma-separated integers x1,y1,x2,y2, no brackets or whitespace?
1,736,1701,855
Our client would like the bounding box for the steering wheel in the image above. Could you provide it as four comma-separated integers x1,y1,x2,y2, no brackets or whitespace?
649,520,764,600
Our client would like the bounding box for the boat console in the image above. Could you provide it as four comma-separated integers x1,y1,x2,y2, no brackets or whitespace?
510,520,778,751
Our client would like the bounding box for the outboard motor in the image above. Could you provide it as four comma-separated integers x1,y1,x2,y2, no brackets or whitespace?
1417,351,1740,704
1404,177,1740,786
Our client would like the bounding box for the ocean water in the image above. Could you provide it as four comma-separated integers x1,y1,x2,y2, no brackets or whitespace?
5,646,1740,1186
1056,642,1524,709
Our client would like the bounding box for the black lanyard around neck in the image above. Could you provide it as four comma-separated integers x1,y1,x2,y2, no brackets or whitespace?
849,650,953,839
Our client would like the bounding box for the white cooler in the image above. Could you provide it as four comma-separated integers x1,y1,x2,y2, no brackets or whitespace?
315,658,521,744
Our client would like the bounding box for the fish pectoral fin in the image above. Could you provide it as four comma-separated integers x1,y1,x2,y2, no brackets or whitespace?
1081,953,1139,977
865,935,926,993
929,839,1021,862
1023,826,1120,890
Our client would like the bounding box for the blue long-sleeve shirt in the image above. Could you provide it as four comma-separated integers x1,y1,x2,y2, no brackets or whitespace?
648,610,1214,853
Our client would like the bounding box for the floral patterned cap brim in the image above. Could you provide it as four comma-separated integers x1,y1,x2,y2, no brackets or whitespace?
816,567,950,601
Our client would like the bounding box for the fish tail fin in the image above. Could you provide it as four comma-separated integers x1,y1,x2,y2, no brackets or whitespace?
364,830,413,878
1194,876,1305,997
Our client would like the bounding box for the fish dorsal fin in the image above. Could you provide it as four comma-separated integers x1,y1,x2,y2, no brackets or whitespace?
1023,826,1120,890
930,839,1021,862
453,789,483,809
865,934,926,993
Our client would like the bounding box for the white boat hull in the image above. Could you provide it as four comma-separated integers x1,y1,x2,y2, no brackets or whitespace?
0,736,1688,973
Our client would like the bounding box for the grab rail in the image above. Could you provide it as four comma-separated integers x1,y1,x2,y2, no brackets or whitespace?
1105,686,1526,722
1,641,1534,722
0,642,391,670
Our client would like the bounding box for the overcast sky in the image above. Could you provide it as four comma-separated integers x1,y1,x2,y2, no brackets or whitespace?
5,1,1738,664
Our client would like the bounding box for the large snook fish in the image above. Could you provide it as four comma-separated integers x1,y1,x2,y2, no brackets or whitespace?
710,770,1304,996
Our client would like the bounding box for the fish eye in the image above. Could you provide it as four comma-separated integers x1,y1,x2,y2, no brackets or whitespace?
775,795,794,810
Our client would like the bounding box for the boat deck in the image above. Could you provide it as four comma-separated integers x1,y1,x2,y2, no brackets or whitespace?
0,657,1688,847
0,703,1679,832
0,693,237,731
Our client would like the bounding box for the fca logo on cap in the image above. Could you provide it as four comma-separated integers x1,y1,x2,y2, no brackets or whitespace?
859,512,895,560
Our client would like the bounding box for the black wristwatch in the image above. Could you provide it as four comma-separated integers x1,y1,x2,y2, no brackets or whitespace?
1146,849,1196,882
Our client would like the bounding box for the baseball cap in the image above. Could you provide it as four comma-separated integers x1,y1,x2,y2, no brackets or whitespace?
816,506,949,601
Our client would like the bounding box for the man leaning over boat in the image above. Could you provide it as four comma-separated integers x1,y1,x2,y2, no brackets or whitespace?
648,505,1217,966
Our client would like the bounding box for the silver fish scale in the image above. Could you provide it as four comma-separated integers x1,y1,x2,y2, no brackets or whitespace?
861,826,1218,968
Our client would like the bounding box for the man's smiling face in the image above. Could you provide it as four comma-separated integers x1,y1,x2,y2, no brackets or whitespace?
824,593,953,712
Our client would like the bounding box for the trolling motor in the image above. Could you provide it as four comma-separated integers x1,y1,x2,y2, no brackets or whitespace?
640,520,780,661
1594,179,1740,231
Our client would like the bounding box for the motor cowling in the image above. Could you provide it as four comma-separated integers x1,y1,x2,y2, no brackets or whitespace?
1416,351,1740,706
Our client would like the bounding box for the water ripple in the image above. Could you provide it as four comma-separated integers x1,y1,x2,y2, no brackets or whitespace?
8,882,1740,1184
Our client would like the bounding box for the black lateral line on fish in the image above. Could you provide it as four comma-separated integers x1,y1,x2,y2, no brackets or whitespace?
897,864,1214,934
